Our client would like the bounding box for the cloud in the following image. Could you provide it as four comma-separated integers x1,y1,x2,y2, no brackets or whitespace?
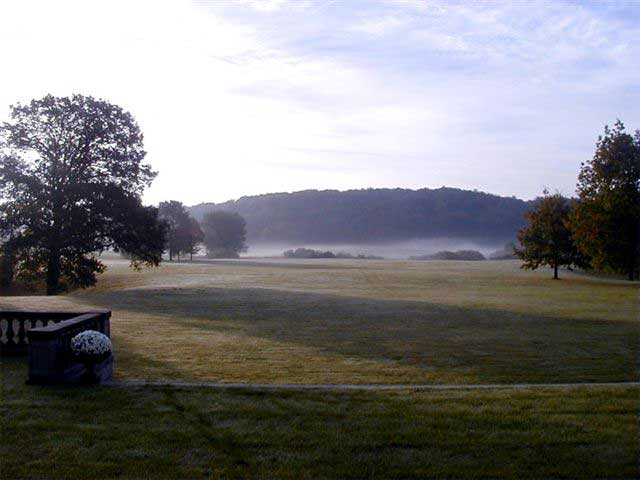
0,0,638,205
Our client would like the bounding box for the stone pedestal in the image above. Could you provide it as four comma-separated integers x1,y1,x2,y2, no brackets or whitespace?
72,353,114,384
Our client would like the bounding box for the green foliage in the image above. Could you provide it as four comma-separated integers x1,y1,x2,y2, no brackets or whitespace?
158,200,198,260
283,248,382,259
202,211,247,258
516,192,585,279
0,94,164,294
410,250,486,261
186,217,205,259
190,187,530,244
570,121,640,280
284,247,337,258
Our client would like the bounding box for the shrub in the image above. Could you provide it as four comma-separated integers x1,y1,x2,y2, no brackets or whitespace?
71,330,112,356
410,250,486,261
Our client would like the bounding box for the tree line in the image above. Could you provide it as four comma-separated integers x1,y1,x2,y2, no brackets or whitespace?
516,121,640,280
158,201,247,261
189,187,531,245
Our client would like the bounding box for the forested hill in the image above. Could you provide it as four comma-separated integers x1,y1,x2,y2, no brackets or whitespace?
188,188,531,244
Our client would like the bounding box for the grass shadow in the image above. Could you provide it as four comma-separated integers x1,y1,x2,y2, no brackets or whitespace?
82,286,639,384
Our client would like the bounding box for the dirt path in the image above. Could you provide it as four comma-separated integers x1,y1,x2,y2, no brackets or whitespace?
108,380,640,391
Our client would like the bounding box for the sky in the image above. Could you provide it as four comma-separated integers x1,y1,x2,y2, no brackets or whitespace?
0,0,638,205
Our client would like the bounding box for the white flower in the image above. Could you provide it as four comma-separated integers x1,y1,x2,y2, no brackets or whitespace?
71,330,112,356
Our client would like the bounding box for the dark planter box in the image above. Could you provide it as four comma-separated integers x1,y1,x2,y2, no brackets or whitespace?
69,353,114,385
25,311,113,385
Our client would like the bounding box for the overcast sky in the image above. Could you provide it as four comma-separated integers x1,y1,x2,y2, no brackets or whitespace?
0,0,638,205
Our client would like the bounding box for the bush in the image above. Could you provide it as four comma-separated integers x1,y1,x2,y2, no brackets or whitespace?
410,250,486,261
283,248,383,259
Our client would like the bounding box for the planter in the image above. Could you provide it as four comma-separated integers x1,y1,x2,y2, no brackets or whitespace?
74,351,113,384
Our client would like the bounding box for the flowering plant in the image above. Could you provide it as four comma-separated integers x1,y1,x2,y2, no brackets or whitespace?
70,330,112,357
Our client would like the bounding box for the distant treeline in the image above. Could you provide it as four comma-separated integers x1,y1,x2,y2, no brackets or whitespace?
189,188,530,244
284,248,383,259
410,250,486,261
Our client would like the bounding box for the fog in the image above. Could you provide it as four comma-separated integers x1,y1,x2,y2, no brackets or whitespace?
243,238,505,260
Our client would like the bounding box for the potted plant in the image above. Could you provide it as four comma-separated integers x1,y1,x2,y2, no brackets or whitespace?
70,330,112,384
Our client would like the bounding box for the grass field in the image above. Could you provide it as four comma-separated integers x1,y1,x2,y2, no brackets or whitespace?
1,358,638,479
1,258,639,478
1,258,638,384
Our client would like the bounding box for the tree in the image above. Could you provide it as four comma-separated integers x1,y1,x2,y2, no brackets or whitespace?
186,217,204,261
515,192,585,279
0,239,14,289
570,121,640,280
201,211,247,258
158,201,203,261
0,94,165,294
158,200,190,261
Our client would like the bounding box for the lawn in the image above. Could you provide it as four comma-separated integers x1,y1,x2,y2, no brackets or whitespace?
1,258,637,384
1,258,639,478
1,357,638,479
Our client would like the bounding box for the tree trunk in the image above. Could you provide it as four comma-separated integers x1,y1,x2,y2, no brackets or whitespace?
169,246,173,262
553,261,559,280
630,219,639,281
46,249,61,295
0,243,14,289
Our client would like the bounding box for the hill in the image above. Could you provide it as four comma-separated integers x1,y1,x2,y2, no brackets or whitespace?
189,187,530,245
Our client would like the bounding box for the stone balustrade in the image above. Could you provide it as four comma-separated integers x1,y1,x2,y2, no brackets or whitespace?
1,310,112,384
0,311,81,355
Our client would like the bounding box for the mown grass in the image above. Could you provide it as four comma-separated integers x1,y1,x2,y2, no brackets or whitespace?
1,259,639,478
1,358,638,479
2,259,637,384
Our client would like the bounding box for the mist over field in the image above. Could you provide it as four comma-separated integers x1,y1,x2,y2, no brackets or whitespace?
243,238,503,259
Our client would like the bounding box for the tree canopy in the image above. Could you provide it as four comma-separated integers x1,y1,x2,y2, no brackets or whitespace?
570,121,640,280
0,94,165,294
201,211,247,258
189,188,530,245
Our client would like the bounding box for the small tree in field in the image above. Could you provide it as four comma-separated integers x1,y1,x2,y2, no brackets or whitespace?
186,217,204,261
515,192,586,279
158,201,203,261
0,94,165,294
202,211,247,258
158,200,190,261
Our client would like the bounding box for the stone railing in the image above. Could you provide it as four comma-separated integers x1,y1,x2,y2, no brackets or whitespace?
0,311,81,355
25,311,111,384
